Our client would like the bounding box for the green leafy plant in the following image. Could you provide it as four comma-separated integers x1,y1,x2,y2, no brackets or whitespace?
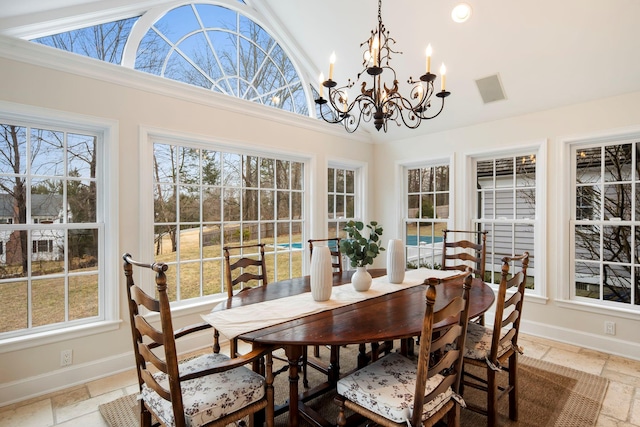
340,220,385,267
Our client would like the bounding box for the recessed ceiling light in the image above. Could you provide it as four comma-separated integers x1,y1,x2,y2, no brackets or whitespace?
451,3,472,23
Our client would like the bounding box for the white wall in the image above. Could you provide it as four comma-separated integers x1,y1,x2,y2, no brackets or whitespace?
373,90,640,361
0,38,375,405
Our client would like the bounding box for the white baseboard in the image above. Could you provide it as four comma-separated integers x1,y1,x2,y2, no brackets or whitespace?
482,312,640,362
519,319,640,361
0,332,222,407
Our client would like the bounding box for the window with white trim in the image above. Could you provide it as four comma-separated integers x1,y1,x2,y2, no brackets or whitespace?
473,152,539,288
404,163,450,269
327,166,359,238
30,2,310,116
0,120,108,339
152,141,305,302
571,140,639,306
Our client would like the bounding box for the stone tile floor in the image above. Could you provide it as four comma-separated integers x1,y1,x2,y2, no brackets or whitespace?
1,333,639,426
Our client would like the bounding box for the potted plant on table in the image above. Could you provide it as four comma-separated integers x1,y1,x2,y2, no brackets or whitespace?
340,220,384,291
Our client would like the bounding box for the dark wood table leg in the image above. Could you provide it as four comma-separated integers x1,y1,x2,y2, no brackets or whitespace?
284,345,303,427
326,345,340,383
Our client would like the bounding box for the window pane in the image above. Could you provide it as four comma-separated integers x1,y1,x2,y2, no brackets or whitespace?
68,228,98,272
277,191,290,219
576,147,601,184
495,157,514,188
603,225,631,263
223,188,240,221
604,263,631,303
336,169,344,193
421,167,434,192
328,168,335,192
477,160,494,188
575,224,600,262
604,144,632,182
32,277,65,327
203,187,221,222
407,168,420,193
261,158,275,188
179,147,200,184
0,281,28,332
202,150,221,186
291,162,303,190
292,192,302,219
420,194,434,219
31,129,64,176
434,166,449,191
603,183,631,220
0,124,27,174
276,160,290,189
69,274,99,320
260,190,274,220
67,134,96,179
244,156,259,188
179,185,200,222
223,153,242,187
345,170,354,193
244,189,258,221
575,261,599,299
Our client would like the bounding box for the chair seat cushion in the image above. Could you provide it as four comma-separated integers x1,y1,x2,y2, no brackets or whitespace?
464,321,512,361
141,352,265,427
336,352,453,424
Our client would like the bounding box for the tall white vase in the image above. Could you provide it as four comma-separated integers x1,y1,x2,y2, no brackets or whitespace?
387,239,405,284
351,266,372,291
310,246,333,301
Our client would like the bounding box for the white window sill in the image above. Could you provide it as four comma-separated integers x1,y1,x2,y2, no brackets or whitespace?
0,320,122,354
555,298,640,320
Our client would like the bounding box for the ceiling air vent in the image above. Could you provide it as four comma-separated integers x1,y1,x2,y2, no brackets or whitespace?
475,73,506,104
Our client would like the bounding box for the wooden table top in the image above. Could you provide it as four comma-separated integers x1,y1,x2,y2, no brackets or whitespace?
215,268,495,347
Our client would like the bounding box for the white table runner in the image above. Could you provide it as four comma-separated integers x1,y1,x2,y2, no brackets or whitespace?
201,268,459,340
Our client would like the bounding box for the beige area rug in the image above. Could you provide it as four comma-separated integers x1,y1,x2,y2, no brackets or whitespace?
100,344,608,427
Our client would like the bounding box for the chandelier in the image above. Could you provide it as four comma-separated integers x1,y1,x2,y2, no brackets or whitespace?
315,0,451,133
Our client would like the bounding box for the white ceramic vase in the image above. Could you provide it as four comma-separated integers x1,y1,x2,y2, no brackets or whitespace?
386,238,405,284
310,246,333,301
351,266,372,291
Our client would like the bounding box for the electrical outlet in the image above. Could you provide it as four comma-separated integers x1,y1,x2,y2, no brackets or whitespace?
60,349,73,366
604,321,616,336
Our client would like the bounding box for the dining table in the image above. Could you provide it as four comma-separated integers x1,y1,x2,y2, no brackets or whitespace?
202,268,495,427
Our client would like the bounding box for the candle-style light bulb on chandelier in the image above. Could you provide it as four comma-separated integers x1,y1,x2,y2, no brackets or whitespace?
315,0,451,133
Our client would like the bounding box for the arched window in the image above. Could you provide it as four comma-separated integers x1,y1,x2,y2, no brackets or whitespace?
31,2,309,115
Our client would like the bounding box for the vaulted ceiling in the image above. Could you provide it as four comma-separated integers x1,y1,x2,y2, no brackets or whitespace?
1,0,639,143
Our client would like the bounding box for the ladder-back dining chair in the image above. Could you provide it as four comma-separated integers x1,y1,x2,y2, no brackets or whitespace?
122,253,274,427
461,252,530,427
223,243,268,298
220,243,269,357
335,272,473,427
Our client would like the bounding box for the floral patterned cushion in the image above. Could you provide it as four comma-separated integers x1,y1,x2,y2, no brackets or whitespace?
141,352,265,427
336,352,455,424
464,321,512,361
